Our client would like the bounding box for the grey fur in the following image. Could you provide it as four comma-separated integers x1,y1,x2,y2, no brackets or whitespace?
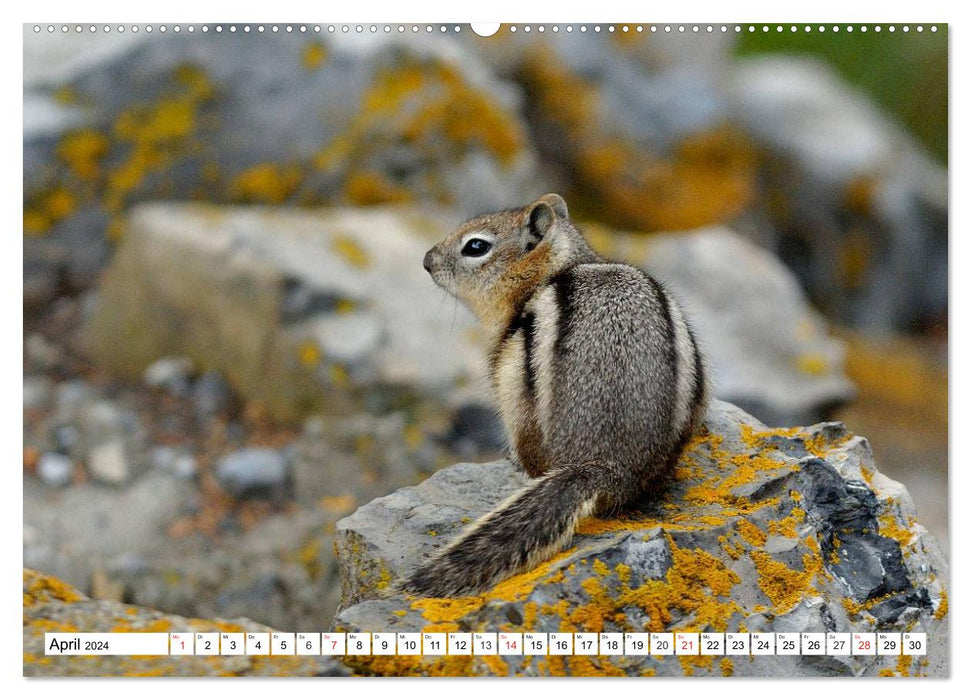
404,194,709,598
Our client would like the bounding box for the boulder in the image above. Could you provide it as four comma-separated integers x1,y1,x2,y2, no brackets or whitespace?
334,400,948,677
729,56,947,332
80,204,484,421
23,569,349,677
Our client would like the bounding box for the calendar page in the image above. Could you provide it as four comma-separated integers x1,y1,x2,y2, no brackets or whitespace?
22,15,949,680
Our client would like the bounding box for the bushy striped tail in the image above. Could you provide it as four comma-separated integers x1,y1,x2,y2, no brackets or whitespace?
400,464,606,598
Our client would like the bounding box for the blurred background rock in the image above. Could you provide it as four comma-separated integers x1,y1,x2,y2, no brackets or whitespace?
22,24,947,630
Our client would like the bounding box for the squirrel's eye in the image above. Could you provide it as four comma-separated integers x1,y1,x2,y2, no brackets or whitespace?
461,238,492,257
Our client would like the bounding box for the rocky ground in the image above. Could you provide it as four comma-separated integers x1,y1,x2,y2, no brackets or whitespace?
24,400,948,677
23,292,502,632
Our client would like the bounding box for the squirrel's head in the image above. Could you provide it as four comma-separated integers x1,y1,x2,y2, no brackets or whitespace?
423,194,595,324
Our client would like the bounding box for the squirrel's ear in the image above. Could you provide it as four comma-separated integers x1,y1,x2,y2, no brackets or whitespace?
537,193,568,220
526,201,556,243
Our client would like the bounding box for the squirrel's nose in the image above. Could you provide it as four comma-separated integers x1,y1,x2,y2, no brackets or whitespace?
423,250,434,273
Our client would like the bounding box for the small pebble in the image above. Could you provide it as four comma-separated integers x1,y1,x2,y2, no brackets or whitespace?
37,453,73,488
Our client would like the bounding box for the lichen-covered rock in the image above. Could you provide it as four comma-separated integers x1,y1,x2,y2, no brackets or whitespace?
24,29,542,296
23,569,350,677
334,400,947,677
478,30,756,232
729,56,947,332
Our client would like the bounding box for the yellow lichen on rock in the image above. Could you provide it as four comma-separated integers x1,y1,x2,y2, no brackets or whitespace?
230,163,303,204
57,129,110,181
518,49,756,232
315,57,527,205
23,570,85,608
749,550,820,614
301,42,328,71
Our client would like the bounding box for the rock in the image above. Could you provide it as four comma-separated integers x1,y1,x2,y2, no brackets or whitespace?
23,569,350,677
78,400,147,484
23,471,195,591
53,425,81,455
86,439,133,485
171,453,198,480
143,356,195,396
440,403,506,458
23,257,60,311
81,204,484,421
729,56,947,332
37,453,73,488
25,333,64,371
216,448,290,500
191,370,233,419
149,445,179,472
604,226,855,426
291,411,437,508
334,400,948,677
23,376,54,412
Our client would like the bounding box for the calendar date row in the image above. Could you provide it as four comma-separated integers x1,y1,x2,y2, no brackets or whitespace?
46,631,927,657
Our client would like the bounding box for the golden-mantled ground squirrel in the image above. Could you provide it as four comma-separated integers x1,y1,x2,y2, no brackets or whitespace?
404,194,708,597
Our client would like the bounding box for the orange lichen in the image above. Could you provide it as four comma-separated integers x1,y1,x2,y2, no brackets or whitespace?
679,654,714,676
735,520,767,548
104,64,213,213
878,511,913,547
331,236,371,269
795,353,830,376
315,56,525,207
934,588,948,620
230,163,302,204
57,129,110,180
23,570,84,607
344,170,412,206
518,48,755,231
298,340,321,367
767,508,805,538
749,550,820,614
897,655,912,677
301,42,328,70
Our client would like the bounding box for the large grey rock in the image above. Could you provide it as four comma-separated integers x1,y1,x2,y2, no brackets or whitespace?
23,569,350,677
334,400,948,677
730,56,947,332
